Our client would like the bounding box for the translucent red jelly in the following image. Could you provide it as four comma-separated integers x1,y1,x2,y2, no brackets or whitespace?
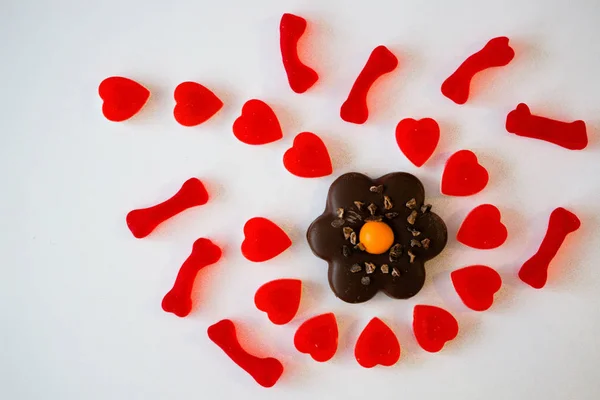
457,204,508,249
451,265,502,311
233,99,283,145
241,217,292,262
280,13,318,94
99,76,150,122
294,313,339,362
254,279,302,325
354,317,400,368
283,132,332,178
413,305,459,353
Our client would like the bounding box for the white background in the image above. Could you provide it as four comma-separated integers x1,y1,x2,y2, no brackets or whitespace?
2,0,600,399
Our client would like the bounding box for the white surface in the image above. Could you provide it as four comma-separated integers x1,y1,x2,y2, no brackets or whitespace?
2,0,600,399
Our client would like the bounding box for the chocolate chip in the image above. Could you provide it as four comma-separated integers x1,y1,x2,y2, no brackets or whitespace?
346,210,363,224
350,231,357,245
391,267,400,277
380,264,389,274
408,250,416,263
385,212,399,220
407,210,418,225
337,208,345,219
406,198,417,209
342,245,352,257
343,227,354,240
421,204,432,213
361,276,371,285
410,239,422,248
389,243,403,263
407,227,421,237
384,195,393,210
354,201,365,211
367,203,377,216
421,238,430,249
350,264,362,273
369,185,384,194
365,262,376,274
355,243,366,251
331,218,345,228
365,215,383,222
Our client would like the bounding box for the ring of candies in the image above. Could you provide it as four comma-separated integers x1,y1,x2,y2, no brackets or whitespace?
100,13,586,388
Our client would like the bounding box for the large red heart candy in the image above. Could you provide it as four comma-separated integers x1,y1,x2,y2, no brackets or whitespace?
254,279,302,325
283,132,332,178
451,265,502,311
413,305,459,353
294,313,338,362
241,217,292,262
457,204,508,249
354,317,400,368
173,81,223,126
99,76,150,122
233,99,283,145
395,118,440,167
441,150,489,196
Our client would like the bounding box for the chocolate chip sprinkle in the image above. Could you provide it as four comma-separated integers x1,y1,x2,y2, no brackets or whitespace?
421,204,432,213
346,210,363,224
331,218,345,228
407,210,418,225
355,242,366,251
410,239,422,248
406,198,417,209
354,201,365,211
407,227,421,237
343,227,354,240
389,243,403,263
408,250,416,263
337,207,345,219
421,238,430,249
350,264,362,273
384,195,393,210
361,276,371,285
365,215,383,222
385,212,399,220
380,264,389,274
367,203,377,216
369,185,384,194
391,267,401,277
365,262,376,274
342,245,352,257
350,231,357,245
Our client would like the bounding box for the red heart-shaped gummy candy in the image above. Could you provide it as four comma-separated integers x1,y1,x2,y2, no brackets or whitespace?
395,118,440,167
294,313,338,362
173,81,223,126
457,204,508,249
283,132,332,178
254,279,302,325
241,217,292,262
99,76,150,122
413,305,459,353
354,317,400,368
451,265,502,311
233,99,283,145
441,150,489,196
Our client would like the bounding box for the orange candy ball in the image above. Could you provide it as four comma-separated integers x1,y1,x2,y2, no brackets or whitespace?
359,221,395,254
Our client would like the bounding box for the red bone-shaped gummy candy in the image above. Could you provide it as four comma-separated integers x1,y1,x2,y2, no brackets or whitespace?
126,178,209,238
162,238,222,317
442,37,515,105
208,319,284,388
340,45,398,124
519,207,580,289
506,103,588,150
280,13,318,94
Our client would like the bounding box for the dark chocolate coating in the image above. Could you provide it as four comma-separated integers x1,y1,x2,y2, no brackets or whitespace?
307,172,447,303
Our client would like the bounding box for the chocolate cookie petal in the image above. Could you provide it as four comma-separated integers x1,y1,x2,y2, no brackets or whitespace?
380,261,426,299
306,215,347,260
327,173,376,211
328,260,379,304
414,212,448,261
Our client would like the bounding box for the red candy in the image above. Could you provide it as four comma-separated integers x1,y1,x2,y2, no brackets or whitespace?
208,319,284,388
126,178,209,239
442,37,515,105
451,265,502,311
99,76,150,122
354,317,400,368
441,150,489,196
233,99,283,145
395,118,440,167
254,279,302,325
457,204,508,249
162,238,222,317
519,207,581,289
241,217,292,262
280,13,318,94
413,305,459,353
283,132,332,178
506,103,588,150
294,313,338,362
173,81,223,127
340,45,398,124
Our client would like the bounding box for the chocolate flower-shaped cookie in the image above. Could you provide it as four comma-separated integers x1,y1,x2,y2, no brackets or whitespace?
307,172,447,303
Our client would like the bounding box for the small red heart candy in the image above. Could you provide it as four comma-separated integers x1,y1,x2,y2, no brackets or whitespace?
457,204,508,249
354,317,400,368
254,279,302,325
441,150,489,196
283,132,332,178
451,265,502,311
395,118,440,167
294,313,338,362
173,82,223,126
233,99,283,145
99,76,150,122
413,305,459,353
241,217,292,262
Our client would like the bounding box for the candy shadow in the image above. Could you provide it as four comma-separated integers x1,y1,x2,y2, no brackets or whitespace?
296,280,326,321
430,119,461,169
326,134,353,172
388,317,427,368
333,312,361,363
267,102,298,142
476,151,512,194
442,312,481,356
